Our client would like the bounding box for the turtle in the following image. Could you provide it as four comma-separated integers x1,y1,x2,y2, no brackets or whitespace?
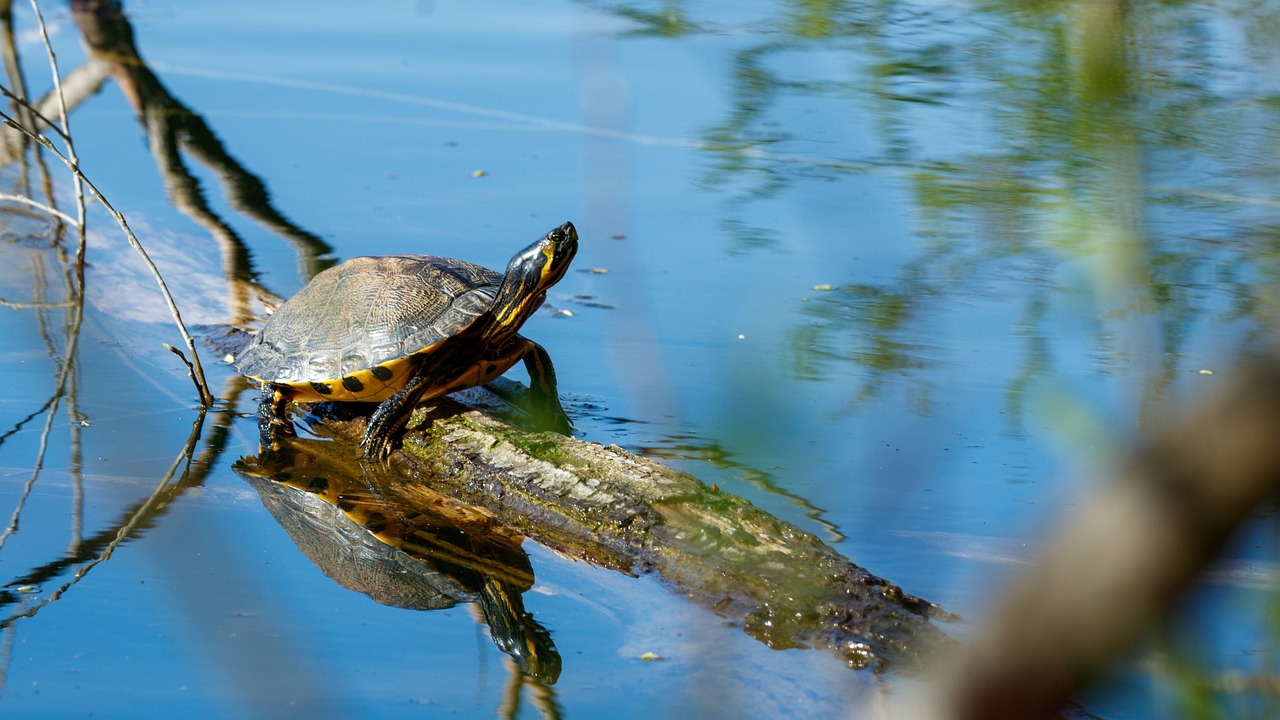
237,221,578,459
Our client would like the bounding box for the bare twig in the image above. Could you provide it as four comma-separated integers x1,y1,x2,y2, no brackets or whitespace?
28,0,86,260
164,343,212,407
0,190,76,224
0,84,70,143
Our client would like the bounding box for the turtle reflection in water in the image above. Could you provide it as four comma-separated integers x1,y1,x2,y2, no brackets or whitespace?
236,222,579,459
235,444,561,683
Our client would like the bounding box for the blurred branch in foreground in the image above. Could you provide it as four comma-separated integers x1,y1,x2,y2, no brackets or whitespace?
931,353,1280,719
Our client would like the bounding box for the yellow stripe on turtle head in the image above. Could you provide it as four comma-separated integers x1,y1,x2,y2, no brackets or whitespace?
540,242,558,280
487,222,578,339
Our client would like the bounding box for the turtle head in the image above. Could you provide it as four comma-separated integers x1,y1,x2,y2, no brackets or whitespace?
488,222,578,337
507,221,578,290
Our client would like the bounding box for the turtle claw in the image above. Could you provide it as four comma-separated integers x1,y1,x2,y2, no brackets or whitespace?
360,374,428,461
359,430,396,462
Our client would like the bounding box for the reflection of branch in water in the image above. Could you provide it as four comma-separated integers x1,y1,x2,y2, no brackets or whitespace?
0,617,15,698
0,2,107,192
0,247,85,555
0,394,56,448
0,374,250,624
0,0,43,197
66,360,84,554
0,411,206,629
72,0,334,323
0,60,107,170
0,2,33,194
789,266,946,415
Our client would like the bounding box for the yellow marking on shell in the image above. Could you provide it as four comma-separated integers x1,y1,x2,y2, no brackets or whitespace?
275,340,526,407
281,354,418,403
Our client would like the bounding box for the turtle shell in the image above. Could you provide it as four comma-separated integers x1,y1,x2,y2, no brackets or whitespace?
237,254,502,397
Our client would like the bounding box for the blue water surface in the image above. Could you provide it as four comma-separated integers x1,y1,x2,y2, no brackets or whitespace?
0,1,1277,718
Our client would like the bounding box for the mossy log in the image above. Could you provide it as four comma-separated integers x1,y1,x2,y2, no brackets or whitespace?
260,383,957,672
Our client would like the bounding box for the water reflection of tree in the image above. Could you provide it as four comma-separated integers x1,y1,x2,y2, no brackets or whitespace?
595,0,1280,426
596,0,1280,711
72,0,335,321
635,432,847,541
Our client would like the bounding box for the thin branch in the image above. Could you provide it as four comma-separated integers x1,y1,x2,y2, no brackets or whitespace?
0,191,76,224
0,83,69,143
28,0,87,261
164,344,212,410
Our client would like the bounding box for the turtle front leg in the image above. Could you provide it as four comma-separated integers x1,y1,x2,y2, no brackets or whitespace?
362,374,432,460
257,386,296,451
521,340,573,435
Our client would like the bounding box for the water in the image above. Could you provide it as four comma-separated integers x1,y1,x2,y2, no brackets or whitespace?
0,0,1278,718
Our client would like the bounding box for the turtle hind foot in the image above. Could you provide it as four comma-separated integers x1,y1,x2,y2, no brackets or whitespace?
359,428,399,462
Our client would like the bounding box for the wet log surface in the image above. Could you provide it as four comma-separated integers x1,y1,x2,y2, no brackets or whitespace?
253,381,958,672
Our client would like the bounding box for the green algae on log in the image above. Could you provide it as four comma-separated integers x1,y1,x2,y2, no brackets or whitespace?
291,386,957,671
